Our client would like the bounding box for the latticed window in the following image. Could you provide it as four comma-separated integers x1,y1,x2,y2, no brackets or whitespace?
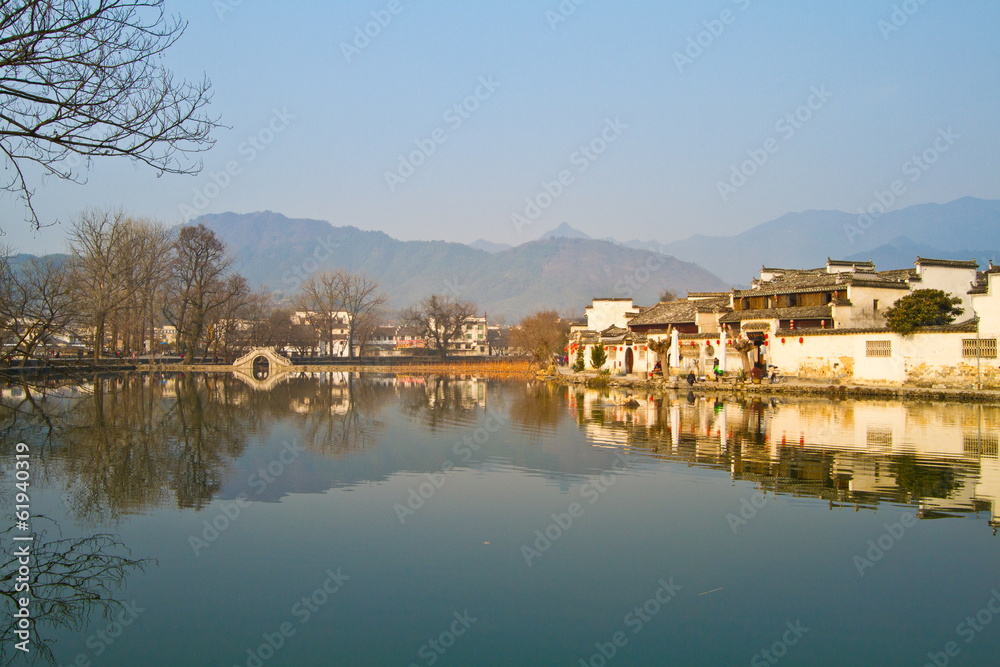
866,340,891,358
867,426,893,447
962,339,997,359
965,434,999,458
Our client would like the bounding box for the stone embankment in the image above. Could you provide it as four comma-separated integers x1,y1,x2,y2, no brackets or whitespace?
542,369,1000,403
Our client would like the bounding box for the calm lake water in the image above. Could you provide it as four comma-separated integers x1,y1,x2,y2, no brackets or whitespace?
2,372,999,666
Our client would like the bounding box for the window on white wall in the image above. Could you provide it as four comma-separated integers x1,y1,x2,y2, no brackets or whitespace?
962,339,998,359
866,340,891,358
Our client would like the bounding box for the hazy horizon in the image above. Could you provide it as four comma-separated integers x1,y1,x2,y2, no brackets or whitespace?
2,1,998,257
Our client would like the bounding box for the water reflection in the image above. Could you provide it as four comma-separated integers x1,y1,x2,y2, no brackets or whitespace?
3,373,1000,666
0,518,151,666
2,374,998,529
569,388,1000,529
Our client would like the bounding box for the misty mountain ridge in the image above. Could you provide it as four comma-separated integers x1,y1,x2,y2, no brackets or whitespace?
192,211,727,319
660,197,1000,283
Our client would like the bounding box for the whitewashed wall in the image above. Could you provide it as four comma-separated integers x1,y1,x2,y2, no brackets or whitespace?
769,329,1000,387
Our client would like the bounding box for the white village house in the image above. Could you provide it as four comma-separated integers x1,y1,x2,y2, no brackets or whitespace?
572,257,1000,388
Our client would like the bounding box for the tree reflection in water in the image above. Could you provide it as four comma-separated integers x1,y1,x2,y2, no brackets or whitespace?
0,372,395,522
253,372,387,456
0,518,152,667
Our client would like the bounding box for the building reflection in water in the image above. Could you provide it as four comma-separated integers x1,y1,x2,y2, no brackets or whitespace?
568,387,1000,531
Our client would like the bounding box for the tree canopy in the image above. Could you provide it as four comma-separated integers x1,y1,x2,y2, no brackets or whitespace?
402,295,478,359
510,310,568,364
884,289,964,335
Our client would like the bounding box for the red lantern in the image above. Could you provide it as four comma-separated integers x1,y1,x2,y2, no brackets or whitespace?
781,338,786,344
799,337,804,344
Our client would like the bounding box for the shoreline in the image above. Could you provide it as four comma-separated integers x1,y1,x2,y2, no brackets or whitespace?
7,361,997,402
540,369,1000,404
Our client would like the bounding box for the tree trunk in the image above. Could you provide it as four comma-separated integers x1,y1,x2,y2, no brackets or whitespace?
94,313,106,363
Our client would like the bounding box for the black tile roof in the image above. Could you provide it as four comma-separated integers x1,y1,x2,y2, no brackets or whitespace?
628,300,697,326
915,257,979,269
737,272,909,298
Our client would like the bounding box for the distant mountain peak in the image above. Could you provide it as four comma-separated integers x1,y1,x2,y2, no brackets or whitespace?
538,222,591,240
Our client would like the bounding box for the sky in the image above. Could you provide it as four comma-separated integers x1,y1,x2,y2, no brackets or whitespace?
2,0,998,255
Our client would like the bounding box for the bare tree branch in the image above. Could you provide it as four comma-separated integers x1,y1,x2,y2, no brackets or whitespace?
0,1,220,230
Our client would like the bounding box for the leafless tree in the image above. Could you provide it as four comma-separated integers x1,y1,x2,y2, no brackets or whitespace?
338,271,386,359
402,294,478,359
205,274,254,361
296,271,346,355
67,209,138,360
510,310,569,364
296,270,386,358
162,224,237,362
0,0,219,231
0,253,76,364
129,219,173,355
67,209,171,360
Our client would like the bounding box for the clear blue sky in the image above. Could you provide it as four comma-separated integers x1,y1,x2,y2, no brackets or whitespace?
3,0,998,255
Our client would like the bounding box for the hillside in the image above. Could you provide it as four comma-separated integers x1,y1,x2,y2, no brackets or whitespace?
194,212,728,318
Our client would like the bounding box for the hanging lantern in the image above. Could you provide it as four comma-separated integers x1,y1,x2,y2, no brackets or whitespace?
799,337,804,344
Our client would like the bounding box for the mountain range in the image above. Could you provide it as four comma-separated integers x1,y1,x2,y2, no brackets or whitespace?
194,212,726,319
523,197,1000,285
660,197,1000,284
12,197,997,320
